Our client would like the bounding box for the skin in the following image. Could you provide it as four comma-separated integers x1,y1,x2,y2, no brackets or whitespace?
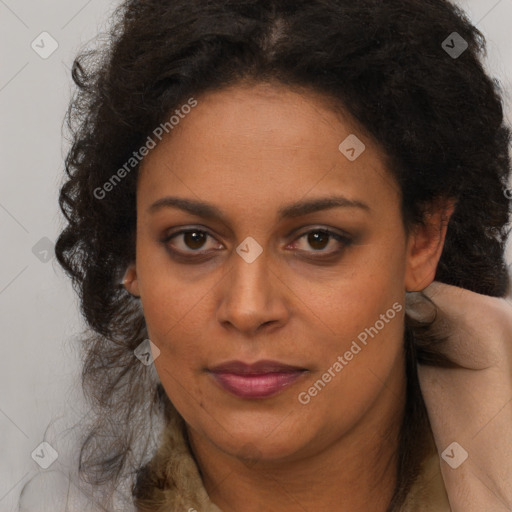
124,81,454,512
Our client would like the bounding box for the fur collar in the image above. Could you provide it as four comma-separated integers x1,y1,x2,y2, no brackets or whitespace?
135,410,451,512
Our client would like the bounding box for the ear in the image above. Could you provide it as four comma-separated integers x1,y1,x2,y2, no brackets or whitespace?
404,198,456,292
123,263,141,297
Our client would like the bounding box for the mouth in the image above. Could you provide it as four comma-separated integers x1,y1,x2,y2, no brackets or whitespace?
208,360,309,399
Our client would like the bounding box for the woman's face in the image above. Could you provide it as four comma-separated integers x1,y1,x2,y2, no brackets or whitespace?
125,82,445,462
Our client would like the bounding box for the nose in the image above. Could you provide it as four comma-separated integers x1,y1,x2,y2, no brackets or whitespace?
216,247,290,336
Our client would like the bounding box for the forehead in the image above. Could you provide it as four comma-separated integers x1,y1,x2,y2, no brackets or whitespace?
137,82,399,218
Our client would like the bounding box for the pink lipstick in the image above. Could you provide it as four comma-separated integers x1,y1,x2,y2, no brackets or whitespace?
208,360,307,399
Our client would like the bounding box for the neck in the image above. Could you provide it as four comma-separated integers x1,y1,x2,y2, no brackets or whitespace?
187,359,406,512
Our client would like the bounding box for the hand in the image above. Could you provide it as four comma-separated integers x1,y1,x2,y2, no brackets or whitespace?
415,281,512,511
421,280,512,370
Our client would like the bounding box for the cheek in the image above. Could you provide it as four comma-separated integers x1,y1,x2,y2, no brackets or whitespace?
294,237,406,341
291,237,407,409
136,257,201,360
141,282,207,359
292,278,405,434
142,277,208,406
136,233,198,327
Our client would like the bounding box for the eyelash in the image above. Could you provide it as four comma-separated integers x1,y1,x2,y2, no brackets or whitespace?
161,227,352,261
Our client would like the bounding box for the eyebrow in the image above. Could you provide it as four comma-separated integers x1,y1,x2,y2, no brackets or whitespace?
148,195,371,221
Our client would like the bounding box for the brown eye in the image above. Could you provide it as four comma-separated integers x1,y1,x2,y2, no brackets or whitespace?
306,231,330,250
162,226,351,262
182,231,208,250
293,229,350,255
163,229,221,255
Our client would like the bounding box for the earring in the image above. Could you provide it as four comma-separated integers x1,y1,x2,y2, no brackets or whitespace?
404,291,436,322
119,268,140,298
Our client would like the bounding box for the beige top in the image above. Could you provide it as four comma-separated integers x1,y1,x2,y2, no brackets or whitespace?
418,283,512,511
400,451,451,511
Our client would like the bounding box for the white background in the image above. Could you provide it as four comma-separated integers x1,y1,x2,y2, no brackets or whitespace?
1,0,511,510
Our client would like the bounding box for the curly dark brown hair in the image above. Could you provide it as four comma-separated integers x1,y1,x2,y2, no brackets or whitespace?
47,0,512,510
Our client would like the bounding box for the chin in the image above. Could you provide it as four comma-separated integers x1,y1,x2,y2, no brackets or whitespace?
197,413,315,463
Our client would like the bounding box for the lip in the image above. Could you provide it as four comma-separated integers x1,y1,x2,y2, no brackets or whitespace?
208,360,308,399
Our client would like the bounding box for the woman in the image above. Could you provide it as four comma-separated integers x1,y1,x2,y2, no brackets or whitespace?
22,0,512,510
